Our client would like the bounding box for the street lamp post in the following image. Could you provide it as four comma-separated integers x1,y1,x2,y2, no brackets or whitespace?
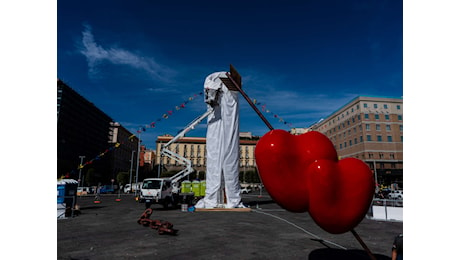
129,150,135,193
78,155,85,187
157,151,162,178
373,160,378,184
134,132,141,196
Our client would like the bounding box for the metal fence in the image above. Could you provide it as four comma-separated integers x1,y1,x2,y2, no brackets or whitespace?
366,198,403,222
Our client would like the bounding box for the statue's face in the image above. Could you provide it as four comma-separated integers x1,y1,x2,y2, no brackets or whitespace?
205,88,220,107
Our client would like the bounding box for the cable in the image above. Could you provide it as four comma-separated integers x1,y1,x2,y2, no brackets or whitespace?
252,209,347,250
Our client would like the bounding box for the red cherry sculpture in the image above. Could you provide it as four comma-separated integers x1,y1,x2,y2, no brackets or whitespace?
255,130,338,212
255,129,374,234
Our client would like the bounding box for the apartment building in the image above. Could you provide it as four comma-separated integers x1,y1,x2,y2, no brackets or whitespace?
57,79,139,184
311,96,403,187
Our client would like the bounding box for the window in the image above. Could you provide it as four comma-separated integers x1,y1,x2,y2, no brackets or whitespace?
376,124,381,131
367,135,372,141
374,104,378,109
354,138,357,144
360,136,363,142
357,115,361,120
386,125,391,131
399,125,403,131
398,115,402,120
364,103,368,108
397,105,401,110
366,124,370,131
385,114,389,120
377,135,382,142
375,114,380,120
340,144,342,149
349,140,352,146
365,114,369,119
388,136,393,142
384,104,388,109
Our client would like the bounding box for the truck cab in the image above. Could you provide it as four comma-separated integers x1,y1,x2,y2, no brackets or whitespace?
140,178,177,208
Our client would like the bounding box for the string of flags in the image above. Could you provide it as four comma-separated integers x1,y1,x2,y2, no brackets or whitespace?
69,91,296,175
135,92,204,133
77,142,120,170
251,98,295,128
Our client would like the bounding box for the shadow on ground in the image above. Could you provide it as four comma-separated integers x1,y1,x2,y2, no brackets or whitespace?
309,248,390,260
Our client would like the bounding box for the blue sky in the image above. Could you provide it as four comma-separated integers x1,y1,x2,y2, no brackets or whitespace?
57,0,402,149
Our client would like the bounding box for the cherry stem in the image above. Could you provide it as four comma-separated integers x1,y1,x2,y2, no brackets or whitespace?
351,229,377,260
225,72,274,131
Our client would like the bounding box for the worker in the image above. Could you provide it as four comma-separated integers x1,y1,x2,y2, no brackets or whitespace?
391,233,403,260
195,71,245,208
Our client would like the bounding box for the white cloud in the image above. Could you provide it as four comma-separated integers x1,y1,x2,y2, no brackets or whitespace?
78,24,175,82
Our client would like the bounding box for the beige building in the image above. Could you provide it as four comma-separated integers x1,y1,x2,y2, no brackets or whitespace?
311,96,403,187
155,132,259,174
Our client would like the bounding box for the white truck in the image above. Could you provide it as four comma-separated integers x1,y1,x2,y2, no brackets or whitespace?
139,109,214,209
139,178,180,208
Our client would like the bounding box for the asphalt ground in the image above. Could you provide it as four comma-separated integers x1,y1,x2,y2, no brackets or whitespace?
57,192,402,260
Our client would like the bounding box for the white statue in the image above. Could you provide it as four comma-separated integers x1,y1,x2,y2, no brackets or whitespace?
195,72,245,208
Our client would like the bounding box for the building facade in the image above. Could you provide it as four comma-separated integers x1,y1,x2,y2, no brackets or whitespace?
57,79,139,185
311,96,403,187
155,132,259,175
108,122,140,181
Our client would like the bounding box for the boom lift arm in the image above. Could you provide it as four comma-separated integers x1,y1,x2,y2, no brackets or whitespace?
160,108,215,184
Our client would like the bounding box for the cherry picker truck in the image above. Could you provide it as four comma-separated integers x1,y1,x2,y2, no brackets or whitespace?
139,108,214,209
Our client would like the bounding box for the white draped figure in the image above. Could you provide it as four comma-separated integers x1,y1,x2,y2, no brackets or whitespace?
195,72,243,208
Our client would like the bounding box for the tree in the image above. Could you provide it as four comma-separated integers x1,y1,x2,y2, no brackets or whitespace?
239,168,260,183
116,172,129,186
85,168,96,186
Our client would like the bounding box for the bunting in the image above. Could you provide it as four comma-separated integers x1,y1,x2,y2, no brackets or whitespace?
253,99,295,128
70,91,204,173
68,90,297,176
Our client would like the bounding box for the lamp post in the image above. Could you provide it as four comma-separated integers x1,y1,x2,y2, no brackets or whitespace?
134,131,141,196
129,150,135,193
78,156,85,187
157,150,162,178
373,160,378,184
